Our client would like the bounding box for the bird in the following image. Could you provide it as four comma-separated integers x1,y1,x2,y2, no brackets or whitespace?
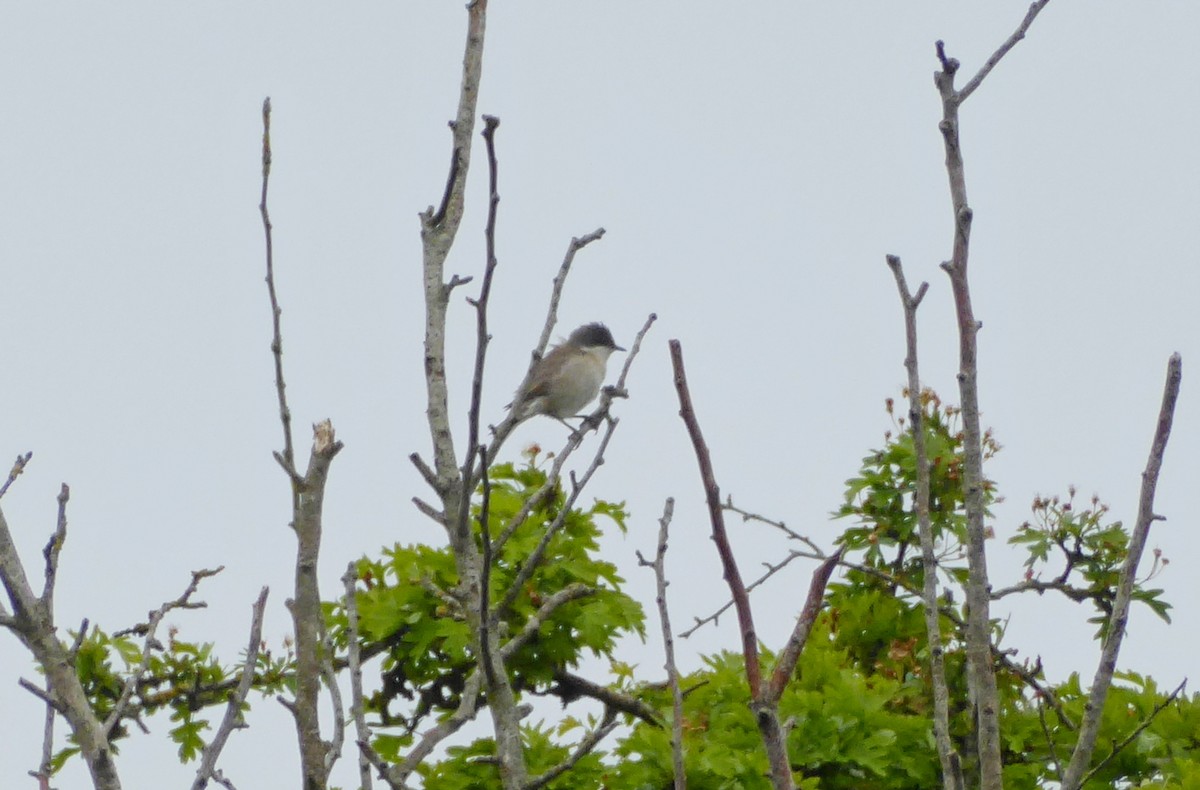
509,323,625,426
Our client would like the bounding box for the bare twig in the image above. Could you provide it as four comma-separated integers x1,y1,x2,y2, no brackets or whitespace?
1061,354,1183,790
636,497,686,790
496,420,618,617
672,338,825,790
457,114,503,546
886,253,962,790
548,669,661,727
535,229,608,361
259,97,296,484
932,12,1043,778
31,683,56,788
478,445,499,688
342,564,373,790
382,671,484,787
524,709,619,790
956,1,1052,103
191,587,269,790
1078,677,1187,787
680,549,809,638
723,498,824,556
106,568,221,737
668,340,760,695
40,484,70,607
486,228,611,456
501,584,597,657
2,496,121,788
765,549,841,704
0,451,32,500
418,0,489,489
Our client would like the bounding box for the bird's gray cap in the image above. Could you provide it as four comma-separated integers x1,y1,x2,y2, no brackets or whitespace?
568,323,625,351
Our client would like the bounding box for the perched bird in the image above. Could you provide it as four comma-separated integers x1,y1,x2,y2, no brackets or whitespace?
510,323,625,425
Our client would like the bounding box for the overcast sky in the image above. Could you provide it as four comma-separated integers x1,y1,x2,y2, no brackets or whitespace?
2,2,1197,787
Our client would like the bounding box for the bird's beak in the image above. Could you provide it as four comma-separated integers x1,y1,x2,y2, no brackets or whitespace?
616,344,627,352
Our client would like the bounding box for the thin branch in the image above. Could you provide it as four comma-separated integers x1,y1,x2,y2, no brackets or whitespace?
668,339,760,696
723,497,824,557
321,619,346,775
1061,353,1183,790
191,587,269,790
535,229,608,361
496,418,617,616
457,114,503,549
342,564,373,790
680,549,811,638
956,1,1052,103
418,0,489,487
765,549,842,703
19,678,62,710
0,451,33,500
478,445,499,688
289,420,345,790
637,497,685,789
886,253,961,790
548,669,662,728
1078,678,1187,787
31,680,56,787
259,97,296,480
383,671,484,787
523,709,619,790
106,567,222,736
485,229,612,456
501,584,597,657
40,483,69,606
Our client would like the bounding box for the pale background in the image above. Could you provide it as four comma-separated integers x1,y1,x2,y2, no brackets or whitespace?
1,2,1197,787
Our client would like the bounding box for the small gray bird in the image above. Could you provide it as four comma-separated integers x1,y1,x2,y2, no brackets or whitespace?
510,323,625,424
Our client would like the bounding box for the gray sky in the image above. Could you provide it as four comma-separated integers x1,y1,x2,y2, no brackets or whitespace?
2,2,1197,787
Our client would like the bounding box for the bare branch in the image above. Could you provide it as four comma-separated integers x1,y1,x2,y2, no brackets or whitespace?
342,564,373,790
523,709,619,790
19,678,62,711
40,483,69,606
1078,678,1187,788
886,253,962,790
106,567,222,736
1061,353,1183,790
418,0,489,488
765,550,841,704
457,115,504,548
723,497,823,557
321,620,346,776
933,21,1012,783
0,499,120,788
289,420,345,790
191,587,269,790
501,584,597,657
0,451,33,500
534,229,608,362
957,1,1052,103
549,669,662,728
383,671,484,787
496,420,618,617
668,339,760,696
259,97,296,480
638,497,686,790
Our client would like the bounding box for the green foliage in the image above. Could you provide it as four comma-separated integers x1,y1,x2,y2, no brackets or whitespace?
1008,488,1171,637
59,625,292,769
48,396,1199,788
328,454,645,742
417,720,609,790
